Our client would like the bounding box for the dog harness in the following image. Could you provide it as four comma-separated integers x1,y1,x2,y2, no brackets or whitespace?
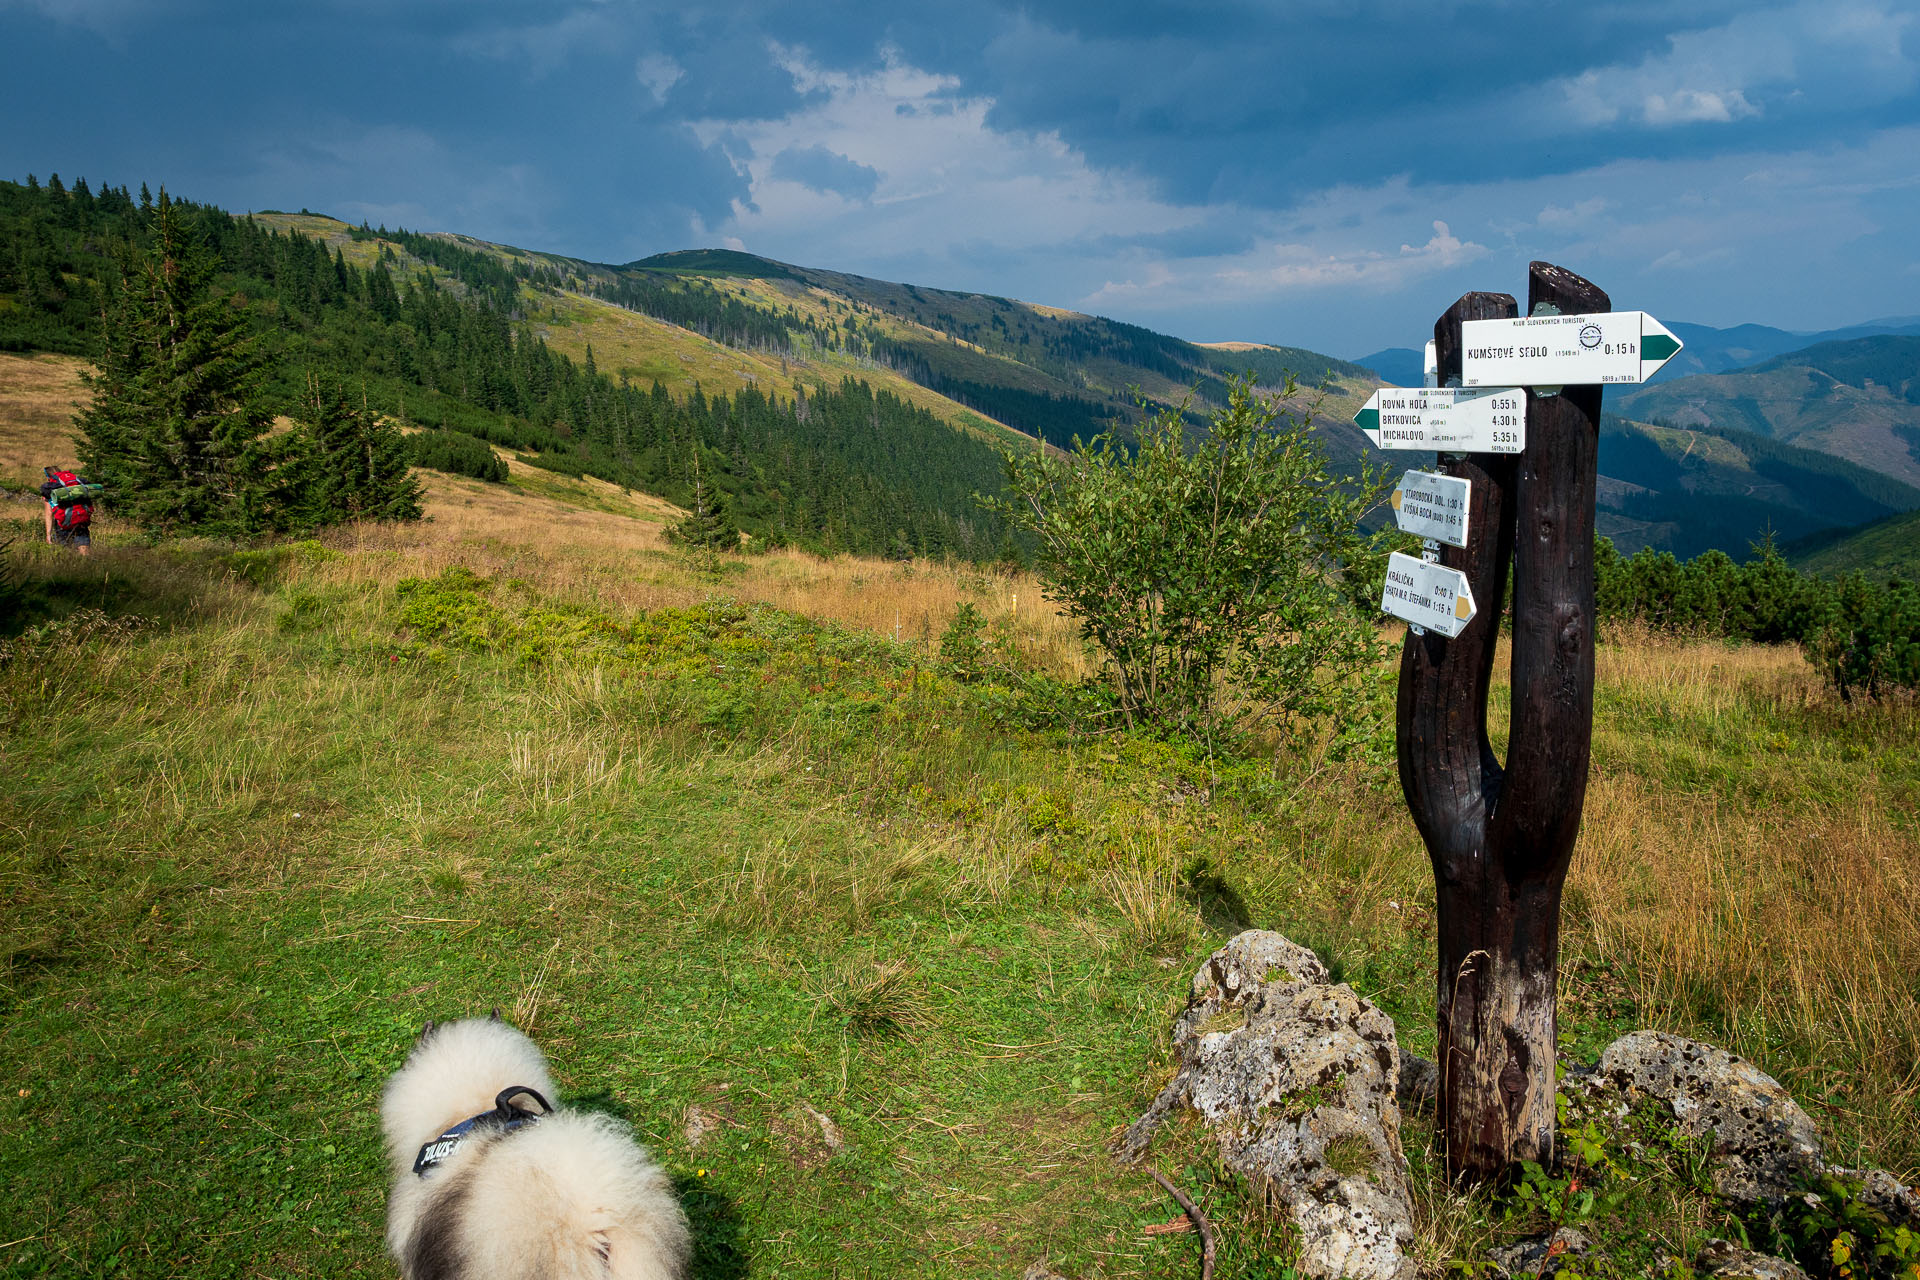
413,1085,554,1176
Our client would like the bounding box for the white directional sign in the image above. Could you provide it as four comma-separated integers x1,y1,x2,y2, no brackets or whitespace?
1461,311,1683,387
1392,470,1471,548
1355,387,1526,454
1382,551,1478,638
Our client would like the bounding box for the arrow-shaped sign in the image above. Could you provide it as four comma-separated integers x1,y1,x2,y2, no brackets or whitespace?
1461,311,1683,387
1355,387,1525,454
1391,470,1471,548
1382,551,1478,637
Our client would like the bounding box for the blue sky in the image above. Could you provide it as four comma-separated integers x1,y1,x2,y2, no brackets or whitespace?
3,0,1916,355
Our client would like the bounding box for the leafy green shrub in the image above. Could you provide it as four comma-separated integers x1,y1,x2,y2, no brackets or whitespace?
405,428,508,482
222,539,334,589
996,375,1393,744
1595,535,1920,700
1594,536,1833,643
1748,1171,1920,1279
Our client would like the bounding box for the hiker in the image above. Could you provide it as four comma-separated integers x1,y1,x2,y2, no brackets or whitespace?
40,465,99,556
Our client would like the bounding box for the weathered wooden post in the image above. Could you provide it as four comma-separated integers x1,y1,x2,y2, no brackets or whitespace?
1356,262,1682,1181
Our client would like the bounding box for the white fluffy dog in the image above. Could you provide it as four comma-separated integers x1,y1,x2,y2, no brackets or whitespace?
381,1015,691,1280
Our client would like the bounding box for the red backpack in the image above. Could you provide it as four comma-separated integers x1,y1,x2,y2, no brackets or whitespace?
49,468,93,531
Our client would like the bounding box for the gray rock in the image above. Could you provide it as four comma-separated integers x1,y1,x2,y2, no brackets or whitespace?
1825,1166,1920,1227
1487,1227,1590,1278
1396,1053,1437,1115
1698,1239,1812,1280
1595,1031,1822,1202
1123,932,1414,1280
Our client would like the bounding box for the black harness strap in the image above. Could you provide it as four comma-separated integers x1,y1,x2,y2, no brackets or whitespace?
413,1085,555,1176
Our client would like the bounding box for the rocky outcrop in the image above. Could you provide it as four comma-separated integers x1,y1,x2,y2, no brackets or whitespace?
1827,1166,1920,1227
1395,1052,1437,1115
1486,1227,1590,1279
1122,932,1415,1280
1697,1240,1813,1280
1591,1031,1823,1203
1570,1032,1917,1226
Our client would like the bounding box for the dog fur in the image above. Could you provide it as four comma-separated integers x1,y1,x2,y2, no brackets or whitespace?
382,1017,691,1280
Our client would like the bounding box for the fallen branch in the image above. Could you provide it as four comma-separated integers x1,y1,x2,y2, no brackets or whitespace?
1145,1166,1215,1280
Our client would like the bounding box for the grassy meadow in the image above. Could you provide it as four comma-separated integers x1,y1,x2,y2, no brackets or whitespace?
2,389,1917,1278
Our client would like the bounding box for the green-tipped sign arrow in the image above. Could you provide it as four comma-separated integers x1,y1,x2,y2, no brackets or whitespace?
1355,387,1525,453
1460,311,1684,387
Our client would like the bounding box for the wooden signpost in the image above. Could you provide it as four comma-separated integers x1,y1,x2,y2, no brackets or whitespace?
1363,261,1680,1182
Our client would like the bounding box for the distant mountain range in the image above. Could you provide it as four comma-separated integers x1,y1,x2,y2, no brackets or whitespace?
1355,316,1920,391
2,174,1914,574
1615,334,1920,489
1594,414,1919,562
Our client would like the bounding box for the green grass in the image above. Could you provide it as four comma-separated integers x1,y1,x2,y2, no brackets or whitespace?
0,555,1386,1278
3,537,1917,1279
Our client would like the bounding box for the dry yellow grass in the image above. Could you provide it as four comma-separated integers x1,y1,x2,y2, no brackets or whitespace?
328,466,1092,680
0,351,86,487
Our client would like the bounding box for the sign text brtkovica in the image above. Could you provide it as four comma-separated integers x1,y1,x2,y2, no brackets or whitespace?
1355,387,1525,454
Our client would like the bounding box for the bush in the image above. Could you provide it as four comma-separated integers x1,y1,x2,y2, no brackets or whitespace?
1595,534,1920,700
405,429,508,483
996,374,1393,743
1812,573,1920,700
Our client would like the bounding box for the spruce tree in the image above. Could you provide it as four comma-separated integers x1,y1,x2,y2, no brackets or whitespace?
288,376,423,525
75,191,273,536
667,448,738,552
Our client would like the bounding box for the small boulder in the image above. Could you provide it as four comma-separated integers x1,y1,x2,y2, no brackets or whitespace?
1595,1031,1822,1202
1698,1239,1812,1280
1825,1166,1920,1227
1487,1226,1591,1278
1395,1053,1438,1115
1123,932,1414,1280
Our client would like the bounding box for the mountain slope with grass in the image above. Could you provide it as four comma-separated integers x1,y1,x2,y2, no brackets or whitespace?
1595,413,1920,559
5,352,1918,1278
1,177,1381,560
1614,334,1920,488
1785,505,1920,580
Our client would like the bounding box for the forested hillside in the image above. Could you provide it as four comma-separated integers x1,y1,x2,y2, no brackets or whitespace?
0,176,1016,557
1615,334,1920,488
1786,506,1920,580
1595,414,1920,559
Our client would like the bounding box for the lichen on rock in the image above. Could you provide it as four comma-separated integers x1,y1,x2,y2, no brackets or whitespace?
1592,1031,1823,1203
1122,931,1415,1280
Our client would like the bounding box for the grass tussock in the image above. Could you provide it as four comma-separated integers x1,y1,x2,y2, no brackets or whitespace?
816,955,936,1038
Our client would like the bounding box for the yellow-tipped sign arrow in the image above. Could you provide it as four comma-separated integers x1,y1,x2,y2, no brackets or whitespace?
1390,470,1471,547
1382,551,1478,638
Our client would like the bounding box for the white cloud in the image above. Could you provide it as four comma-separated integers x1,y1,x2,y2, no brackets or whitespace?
1549,0,1915,129
691,45,1197,262
685,43,1920,349
1,0,144,42
636,53,683,104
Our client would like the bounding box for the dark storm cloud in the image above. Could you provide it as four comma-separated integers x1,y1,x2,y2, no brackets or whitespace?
3,0,1917,350
769,144,881,200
